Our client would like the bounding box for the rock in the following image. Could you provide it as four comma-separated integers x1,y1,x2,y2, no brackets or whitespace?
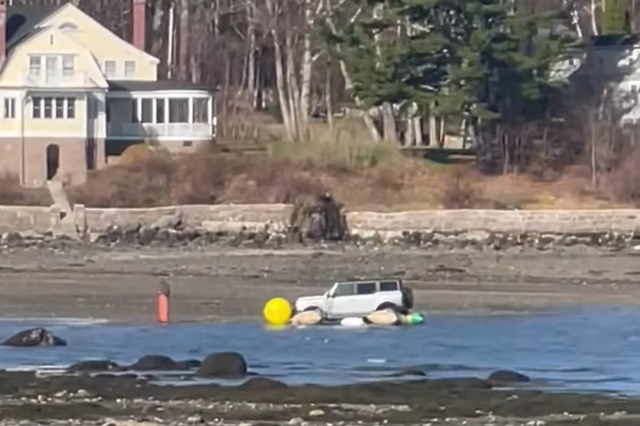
129,355,179,371
187,414,204,423
238,377,288,391
2,328,66,347
488,369,530,384
388,368,426,378
196,352,248,378
151,213,182,230
68,360,121,373
309,409,325,417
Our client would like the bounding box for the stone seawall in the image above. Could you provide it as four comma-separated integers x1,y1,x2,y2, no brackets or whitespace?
1,205,640,235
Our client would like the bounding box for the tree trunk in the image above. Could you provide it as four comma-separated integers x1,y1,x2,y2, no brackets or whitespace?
178,0,189,80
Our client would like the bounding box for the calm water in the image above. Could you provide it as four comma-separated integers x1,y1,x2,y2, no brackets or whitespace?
1,307,640,395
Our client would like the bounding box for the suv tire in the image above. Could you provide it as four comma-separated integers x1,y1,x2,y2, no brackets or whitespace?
376,302,400,313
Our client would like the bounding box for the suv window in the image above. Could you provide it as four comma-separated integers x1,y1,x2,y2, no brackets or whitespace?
379,281,399,291
333,283,355,297
356,282,377,295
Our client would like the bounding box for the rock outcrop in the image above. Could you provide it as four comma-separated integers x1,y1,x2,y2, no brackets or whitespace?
2,328,67,347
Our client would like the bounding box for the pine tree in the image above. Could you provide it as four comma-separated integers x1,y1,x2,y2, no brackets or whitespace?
328,0,578,170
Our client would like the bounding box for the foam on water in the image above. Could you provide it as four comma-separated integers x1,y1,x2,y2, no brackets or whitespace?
1,307,640,393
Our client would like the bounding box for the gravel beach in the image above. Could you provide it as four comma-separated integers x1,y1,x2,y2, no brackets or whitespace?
2,243,640,426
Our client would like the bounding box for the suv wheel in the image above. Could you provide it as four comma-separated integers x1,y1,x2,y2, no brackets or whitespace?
303,306,324,317
376,302,400,313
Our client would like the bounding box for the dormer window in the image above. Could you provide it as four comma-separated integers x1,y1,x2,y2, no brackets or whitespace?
59,22,78,31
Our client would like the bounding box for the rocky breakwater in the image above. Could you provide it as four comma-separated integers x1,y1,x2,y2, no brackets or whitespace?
3,201,640,251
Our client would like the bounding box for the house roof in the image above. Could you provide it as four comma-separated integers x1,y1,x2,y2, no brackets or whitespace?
107,80,213,92
5,3,63,53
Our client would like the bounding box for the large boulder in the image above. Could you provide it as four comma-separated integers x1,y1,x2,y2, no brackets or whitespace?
488,369,531,384
67,360,121,373
196,352,247,378
129,355,179,371
2,328,66,347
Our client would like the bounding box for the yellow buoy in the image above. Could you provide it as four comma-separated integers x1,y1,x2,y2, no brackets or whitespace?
263,297,292,325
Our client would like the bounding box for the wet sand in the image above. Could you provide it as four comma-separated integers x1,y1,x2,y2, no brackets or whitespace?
0,244,639,321
2,244,640,425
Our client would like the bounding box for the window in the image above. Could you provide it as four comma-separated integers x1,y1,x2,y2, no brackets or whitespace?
333,283,354,297
32,96,42,118
104,60,116,78
31,96,75,119
62,55,75,77
43,98,52,118
356,282,377,295
55,97,64,118
379,281,399,292
169,98,188,123
3,98,15,119
124,60,136,78
59,22,78,31
29,56,41,77
141,98,153,122
66,97,75,118
156,99,165,123
131,99,138,122
193,98,208,123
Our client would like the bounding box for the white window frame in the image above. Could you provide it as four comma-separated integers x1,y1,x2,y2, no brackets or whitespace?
62,55,75,77
3,98,15,119
104,60,116,78
31,96,76,119
124,60,136,78
29,55,41,77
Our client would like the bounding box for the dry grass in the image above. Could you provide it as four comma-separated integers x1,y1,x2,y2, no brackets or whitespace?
0,174,51,206
0,112,630,209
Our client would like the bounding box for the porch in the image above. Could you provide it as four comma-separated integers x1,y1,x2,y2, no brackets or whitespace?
105,80,215,140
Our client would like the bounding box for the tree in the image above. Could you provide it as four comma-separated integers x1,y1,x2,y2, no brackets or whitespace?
328,0,579,171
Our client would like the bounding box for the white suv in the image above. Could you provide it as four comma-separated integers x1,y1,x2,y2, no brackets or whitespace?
294,279,414,319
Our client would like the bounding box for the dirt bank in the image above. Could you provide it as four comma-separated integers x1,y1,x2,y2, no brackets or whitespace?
0,244,638,321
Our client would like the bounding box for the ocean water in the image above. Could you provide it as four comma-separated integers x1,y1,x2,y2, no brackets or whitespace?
0,307,640,394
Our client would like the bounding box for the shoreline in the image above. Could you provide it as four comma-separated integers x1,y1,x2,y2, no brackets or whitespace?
0,368,638,425
0,244,639,322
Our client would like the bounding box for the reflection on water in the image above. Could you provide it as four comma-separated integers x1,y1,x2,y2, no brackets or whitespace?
1,307,640,394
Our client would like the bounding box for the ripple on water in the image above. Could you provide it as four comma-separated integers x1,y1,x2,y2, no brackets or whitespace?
0,307,640,393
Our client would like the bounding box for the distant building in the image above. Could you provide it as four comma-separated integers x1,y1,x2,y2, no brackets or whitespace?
0,0,216,187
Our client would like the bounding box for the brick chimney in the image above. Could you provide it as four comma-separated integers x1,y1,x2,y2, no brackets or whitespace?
132,0,146,51
0,0,6,67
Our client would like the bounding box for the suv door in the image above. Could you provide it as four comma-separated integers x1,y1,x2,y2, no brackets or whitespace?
353,281,378,315
327,282,356,318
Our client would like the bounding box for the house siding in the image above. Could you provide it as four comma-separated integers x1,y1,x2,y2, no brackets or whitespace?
0,137,105,187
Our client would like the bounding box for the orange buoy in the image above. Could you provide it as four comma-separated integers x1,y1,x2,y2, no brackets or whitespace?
158,280,171,323
158,293,169,323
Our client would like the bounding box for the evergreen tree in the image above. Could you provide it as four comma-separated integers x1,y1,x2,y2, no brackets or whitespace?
328,0,578,171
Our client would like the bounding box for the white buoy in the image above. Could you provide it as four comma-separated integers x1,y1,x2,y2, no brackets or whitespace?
340,317,366,327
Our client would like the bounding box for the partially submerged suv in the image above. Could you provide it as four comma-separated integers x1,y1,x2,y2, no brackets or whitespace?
294,279,414,319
